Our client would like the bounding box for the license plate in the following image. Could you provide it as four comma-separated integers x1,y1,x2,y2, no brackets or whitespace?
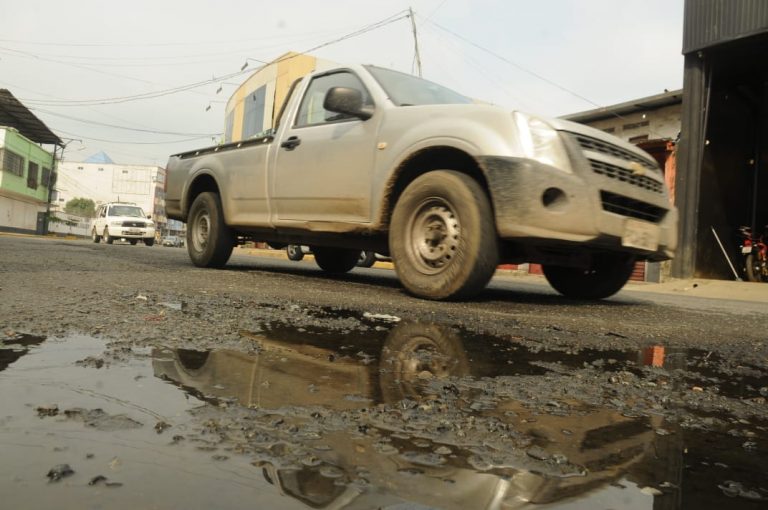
125,230,140,236
622,219,659,251
742,246,753,254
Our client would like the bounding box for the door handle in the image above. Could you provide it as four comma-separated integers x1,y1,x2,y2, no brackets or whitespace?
280,136,301,150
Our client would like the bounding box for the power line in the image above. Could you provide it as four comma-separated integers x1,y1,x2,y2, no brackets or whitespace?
29,107,219,137
424,18,604,110
53,128,214,145
0,24,367,48
244,10,410,70
12,67,250,107
12,10,410,108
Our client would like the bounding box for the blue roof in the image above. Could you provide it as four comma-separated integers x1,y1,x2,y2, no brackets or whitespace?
84,151,114,164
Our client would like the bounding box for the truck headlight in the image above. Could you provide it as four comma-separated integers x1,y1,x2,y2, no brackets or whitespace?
110,221,123,226
514,112,572,173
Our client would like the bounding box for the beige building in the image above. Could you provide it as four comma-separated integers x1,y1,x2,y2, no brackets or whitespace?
224,52,337,143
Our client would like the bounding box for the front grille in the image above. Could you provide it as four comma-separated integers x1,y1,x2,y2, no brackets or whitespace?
122,221,145,227
573,134,658,171
590,160,664,194
601,191,667,223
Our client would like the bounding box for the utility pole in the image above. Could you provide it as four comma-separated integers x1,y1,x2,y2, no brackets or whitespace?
409,7,423,77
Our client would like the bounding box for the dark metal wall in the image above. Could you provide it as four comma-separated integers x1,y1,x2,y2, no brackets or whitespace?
684,0,768,54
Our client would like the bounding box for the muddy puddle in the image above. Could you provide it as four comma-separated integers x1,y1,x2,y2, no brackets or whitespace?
1,322,766,509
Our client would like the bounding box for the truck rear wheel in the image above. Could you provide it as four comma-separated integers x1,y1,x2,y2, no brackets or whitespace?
543,252,635,299
187,192,234,268
286,244,304,261
357,251,377,268
390,170,498,300
313,246,359,273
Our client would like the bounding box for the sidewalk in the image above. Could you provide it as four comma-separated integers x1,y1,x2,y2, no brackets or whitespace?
619,276,768,304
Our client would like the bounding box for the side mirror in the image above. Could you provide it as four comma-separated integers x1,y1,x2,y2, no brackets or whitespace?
323,87,373,120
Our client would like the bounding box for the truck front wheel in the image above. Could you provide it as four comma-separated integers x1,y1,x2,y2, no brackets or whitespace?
313,246,360,273
187,192,234,268
390,170,499,300
542,252,635,300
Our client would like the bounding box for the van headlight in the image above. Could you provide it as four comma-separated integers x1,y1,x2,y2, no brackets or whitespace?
514,112,572,173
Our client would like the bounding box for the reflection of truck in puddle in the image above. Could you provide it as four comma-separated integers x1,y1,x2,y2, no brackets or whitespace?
153,323,663,509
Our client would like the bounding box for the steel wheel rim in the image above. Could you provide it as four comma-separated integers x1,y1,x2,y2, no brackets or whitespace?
406,197,460,275
192,210,210,252
389,336,455,399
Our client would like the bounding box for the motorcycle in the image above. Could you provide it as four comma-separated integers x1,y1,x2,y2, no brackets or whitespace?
739,225,768,282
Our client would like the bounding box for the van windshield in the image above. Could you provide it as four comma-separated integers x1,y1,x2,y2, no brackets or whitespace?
365,65,472,106
109,205,145,218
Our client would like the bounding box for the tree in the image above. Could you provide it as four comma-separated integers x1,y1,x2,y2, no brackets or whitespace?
64,197,96,217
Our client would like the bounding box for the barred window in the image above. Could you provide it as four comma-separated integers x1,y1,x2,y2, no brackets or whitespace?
27,161,39,189
41,167,52,187
1,148,25,176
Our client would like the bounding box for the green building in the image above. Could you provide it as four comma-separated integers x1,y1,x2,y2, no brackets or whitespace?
0,89,62,234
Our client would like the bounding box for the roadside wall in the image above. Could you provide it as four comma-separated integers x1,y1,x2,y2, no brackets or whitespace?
47,212,92,238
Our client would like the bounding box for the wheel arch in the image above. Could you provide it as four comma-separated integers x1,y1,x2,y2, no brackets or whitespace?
182,171,221,221
379,145,493,228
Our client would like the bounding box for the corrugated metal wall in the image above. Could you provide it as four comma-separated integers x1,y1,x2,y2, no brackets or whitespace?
684,0,768,53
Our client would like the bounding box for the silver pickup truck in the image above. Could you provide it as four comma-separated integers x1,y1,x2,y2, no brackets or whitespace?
166,64,677,301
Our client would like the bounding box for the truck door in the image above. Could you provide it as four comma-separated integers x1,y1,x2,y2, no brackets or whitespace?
272,70,378,224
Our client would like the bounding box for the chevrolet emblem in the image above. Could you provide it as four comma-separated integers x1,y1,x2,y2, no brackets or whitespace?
629,162,646,176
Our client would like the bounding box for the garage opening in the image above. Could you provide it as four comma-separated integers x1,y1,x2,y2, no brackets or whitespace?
692,34,768,279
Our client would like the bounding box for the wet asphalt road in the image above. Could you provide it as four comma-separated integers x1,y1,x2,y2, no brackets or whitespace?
1,235,766,509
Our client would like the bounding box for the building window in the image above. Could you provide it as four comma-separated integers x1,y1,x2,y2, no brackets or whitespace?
242,85,267,139
0,148,25,176
41,167,52,187
629,134,649,143
77,166,84,170
623,120,650,130
27,161,39,189
602,127,616,134
98,167,104,171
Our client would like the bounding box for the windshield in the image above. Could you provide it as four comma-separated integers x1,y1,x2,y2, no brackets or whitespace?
109,205,145,218
365,65,472,106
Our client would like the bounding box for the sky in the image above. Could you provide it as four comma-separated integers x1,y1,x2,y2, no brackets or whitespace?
0,0,685,166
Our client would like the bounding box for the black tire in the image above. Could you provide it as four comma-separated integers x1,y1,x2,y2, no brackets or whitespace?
144,238,155,247
129,239,138,245
286,244,304,261
186,192,234,268
313,246,359,274
745,253,768,282
389,170,498,300
103,228,114,244
357,251,377,268
92,229,101,243
379,322,469,404
543,252,636,299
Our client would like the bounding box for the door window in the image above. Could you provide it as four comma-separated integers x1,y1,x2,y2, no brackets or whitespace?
295,71,372,127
